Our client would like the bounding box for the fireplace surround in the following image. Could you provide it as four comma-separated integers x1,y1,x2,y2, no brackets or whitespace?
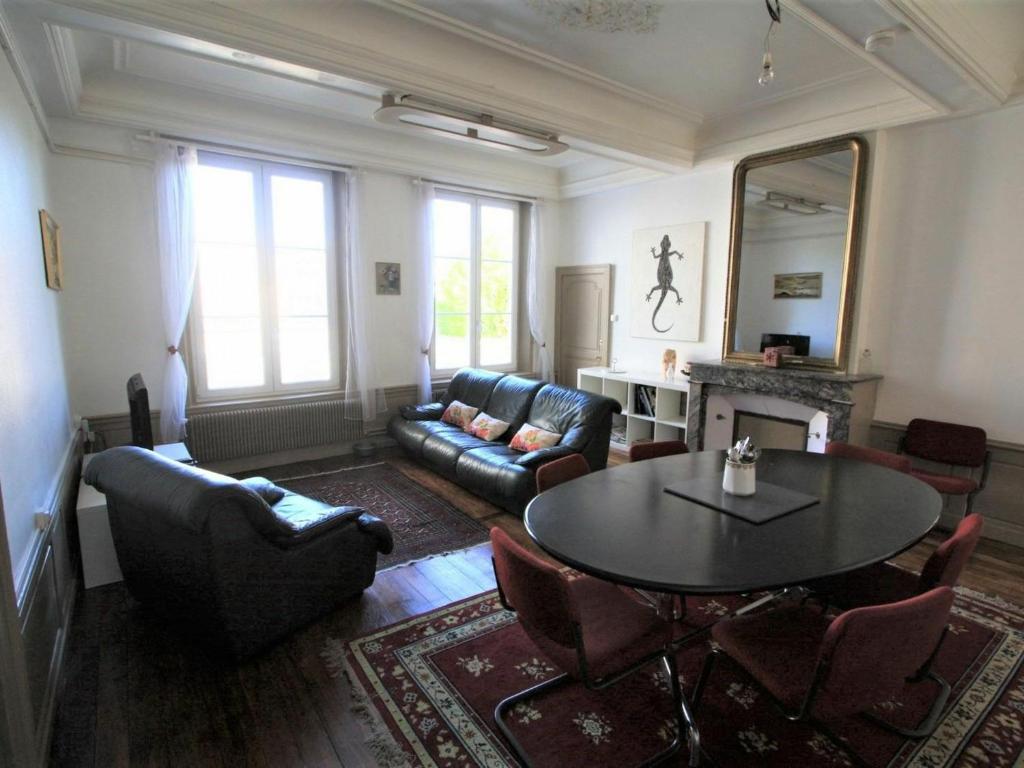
685,361,881,451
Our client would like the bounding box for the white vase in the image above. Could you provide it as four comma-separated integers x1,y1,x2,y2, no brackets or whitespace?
723,459,756,496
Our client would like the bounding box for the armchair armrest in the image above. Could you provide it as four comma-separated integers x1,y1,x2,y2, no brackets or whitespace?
357,513,394,554
514,445,576,468
400,402,445,421
269,501,367,548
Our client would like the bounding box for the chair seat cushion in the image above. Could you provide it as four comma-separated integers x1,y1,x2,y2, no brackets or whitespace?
911,471,978,496
711,604,833,713
526,574,671,681
805,562,919,610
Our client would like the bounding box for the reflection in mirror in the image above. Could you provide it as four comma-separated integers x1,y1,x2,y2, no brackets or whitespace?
724,135,866,370
734,150,852,359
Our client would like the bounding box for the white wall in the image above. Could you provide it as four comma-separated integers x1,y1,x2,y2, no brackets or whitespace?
736,223,846,358
855,106,1024,443
557,165,734,373
0,54,73,585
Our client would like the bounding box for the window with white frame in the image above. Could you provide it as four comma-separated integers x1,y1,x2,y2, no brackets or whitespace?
190,152,339,400
432,192,519,373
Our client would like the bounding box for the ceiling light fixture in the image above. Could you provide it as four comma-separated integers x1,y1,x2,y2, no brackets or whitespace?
864,25,907,53
762,191,826,215
373,94,569,156
758,0,782,86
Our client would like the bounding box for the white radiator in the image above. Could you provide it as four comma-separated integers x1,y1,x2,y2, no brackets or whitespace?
186,399,364,463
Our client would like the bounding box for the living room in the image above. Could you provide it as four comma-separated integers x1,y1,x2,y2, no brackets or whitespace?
1,1,1023,766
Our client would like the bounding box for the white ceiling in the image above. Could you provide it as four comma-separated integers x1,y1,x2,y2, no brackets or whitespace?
3,0,1023,197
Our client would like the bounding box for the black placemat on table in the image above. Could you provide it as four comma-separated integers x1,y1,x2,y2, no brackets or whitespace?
664,473,819,524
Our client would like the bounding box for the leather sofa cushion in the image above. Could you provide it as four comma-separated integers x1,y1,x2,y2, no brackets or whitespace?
456,446,535,505
441,368,504,410
484,375,545,434
526,384,620,452
422,431,494,475
400,402,444,421
389,418,462,455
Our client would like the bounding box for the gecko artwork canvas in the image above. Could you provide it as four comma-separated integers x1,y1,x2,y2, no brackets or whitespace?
630,221,705,341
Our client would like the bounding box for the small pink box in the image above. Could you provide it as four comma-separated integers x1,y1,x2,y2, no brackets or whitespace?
763,345,795,367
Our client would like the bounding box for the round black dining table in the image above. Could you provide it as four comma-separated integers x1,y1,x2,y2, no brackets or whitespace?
524,449,942,595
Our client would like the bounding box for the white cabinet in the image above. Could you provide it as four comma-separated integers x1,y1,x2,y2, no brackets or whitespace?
77,455,123,588
577,367,690,452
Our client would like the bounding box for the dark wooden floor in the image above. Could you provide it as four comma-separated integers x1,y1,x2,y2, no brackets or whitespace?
49,448,1024,767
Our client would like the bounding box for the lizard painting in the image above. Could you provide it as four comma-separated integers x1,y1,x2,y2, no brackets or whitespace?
644,234,685,333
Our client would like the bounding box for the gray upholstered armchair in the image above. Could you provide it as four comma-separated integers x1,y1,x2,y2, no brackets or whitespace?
84,447,393,658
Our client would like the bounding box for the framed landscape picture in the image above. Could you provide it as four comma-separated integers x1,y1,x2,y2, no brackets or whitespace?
773,272,822,299
38,209,63,291
629,221,706,341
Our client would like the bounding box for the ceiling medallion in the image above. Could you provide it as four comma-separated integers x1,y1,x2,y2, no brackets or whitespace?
523,0,662,34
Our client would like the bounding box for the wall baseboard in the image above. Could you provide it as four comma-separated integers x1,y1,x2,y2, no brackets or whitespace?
870,420,1024,547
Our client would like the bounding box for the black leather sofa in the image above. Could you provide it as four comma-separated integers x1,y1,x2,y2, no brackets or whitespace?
84,446,393,658
387,368,621,514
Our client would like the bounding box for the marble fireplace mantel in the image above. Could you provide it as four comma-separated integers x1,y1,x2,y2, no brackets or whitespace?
685,361,882,450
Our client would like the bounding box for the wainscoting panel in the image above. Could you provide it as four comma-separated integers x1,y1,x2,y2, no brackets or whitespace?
870,421,1024,546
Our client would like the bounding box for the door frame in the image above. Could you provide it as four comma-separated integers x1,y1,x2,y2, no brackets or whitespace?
554,264,613,386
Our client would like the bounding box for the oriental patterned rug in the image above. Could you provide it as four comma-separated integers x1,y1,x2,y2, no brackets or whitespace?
278,463,490,570
325,589,1024,768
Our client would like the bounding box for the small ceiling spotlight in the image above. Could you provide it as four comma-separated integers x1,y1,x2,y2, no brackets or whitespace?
758,0,782,86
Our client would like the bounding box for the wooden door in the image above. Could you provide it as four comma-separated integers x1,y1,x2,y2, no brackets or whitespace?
555,265,612,386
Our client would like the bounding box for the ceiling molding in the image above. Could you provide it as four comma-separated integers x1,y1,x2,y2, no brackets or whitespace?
71,92,563,198
558,165,666,199
880,0,1012,104
696,92,933,163
369,0,704,125
42,23,81,113
0,1,54,147
785,0,952,116
41,0,696,168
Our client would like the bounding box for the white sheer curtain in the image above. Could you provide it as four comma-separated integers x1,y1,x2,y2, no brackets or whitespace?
340,172,384,421
414,181,436,401
154,142,198,443
526,202,553,381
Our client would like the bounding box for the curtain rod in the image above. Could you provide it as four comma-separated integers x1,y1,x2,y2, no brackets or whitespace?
133,132,353,174
418,178,537,203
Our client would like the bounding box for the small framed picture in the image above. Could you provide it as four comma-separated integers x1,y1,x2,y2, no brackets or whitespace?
773,272,822,299
39,209,63,291
376,262,401,295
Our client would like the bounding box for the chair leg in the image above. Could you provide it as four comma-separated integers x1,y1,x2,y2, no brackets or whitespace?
495,673,571,767
862,671,952,739
691,649,719,711
661,653,700,767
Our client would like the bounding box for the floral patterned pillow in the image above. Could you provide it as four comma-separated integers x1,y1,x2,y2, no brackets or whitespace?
441,400,479,429
465,412,511,441
509,422,563,453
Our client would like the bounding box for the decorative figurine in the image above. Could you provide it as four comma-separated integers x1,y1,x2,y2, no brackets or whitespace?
662,348,677,380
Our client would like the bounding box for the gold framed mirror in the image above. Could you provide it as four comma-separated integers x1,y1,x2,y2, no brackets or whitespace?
723,135,868,371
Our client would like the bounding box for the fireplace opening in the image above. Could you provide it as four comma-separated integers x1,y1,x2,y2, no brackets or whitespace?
734,411,808,451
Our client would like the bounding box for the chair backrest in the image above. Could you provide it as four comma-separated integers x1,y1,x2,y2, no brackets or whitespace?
535,454,591,494
629,440,689,463
919,513,984,591
825,441,912,473
815,587,954,719
904,418,988,468
127,373,154,450
490,528,574,647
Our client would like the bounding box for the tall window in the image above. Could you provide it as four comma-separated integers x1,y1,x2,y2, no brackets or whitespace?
432,192,518,373
190,152,339,400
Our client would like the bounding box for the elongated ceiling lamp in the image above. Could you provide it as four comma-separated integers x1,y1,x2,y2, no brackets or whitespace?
762,191,826,215
759,0,782,86
373,94,569,156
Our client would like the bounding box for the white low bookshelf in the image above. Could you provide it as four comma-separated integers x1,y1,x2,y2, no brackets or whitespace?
577,367,690,452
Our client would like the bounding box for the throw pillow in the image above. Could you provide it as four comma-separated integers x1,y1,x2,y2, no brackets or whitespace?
466,412,511,441
240,476,286,504
509,423,562,453
441,400,479,429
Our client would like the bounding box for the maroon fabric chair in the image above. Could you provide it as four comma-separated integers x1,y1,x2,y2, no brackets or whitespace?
901,418,991,513
489,528,699,766
825,441,912,473
629,440,689,462
693,587,955,758
807,514,983,609
535,453,591,494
